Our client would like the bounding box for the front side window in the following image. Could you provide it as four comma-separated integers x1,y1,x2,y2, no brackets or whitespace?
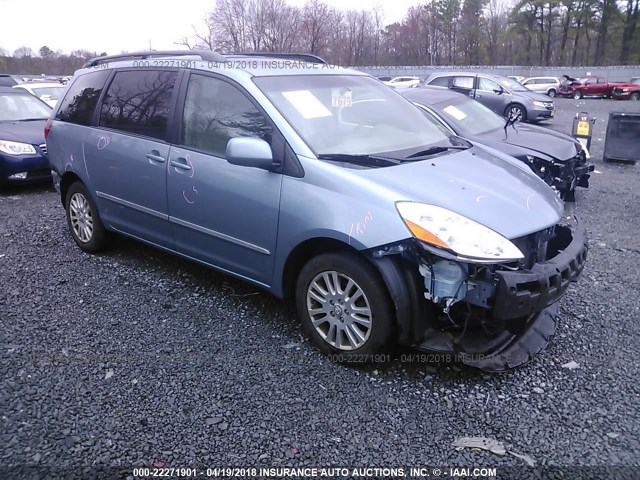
254,74,451,157
56,70,110,126
181,74,272,158
478,77,500,92
99,70,177,140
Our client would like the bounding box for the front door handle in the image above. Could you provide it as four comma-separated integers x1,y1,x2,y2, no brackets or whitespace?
170,158,192,170
146,150,166,163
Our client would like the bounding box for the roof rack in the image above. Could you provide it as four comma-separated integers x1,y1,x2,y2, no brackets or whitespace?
83,50,227,68
230,52,327,64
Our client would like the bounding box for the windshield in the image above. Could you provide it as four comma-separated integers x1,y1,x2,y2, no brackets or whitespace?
631,78,640,85
254,75,451,157
0,93,52,121
433,96,505,136
31,86,65,100
497,77,530,92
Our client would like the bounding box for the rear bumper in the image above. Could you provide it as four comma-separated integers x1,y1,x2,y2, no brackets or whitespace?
492,218,588,321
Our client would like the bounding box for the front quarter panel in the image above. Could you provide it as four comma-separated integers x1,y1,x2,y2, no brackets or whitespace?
271,156,413,296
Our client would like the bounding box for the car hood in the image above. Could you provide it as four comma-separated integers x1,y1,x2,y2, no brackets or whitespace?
473,123,579,161
518,91,553,102
342,147,564,239
0,119,47,145
613,83,639,88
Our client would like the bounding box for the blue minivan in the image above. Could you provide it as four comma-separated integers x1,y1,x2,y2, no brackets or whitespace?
46,51,588,371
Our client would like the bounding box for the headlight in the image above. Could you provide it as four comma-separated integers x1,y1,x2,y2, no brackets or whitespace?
622,88,629,92
533,101,546,108
0,140,37,155
396,202,524,262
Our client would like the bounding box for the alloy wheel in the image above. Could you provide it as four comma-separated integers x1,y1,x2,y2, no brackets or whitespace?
69,192,94,243
306,271,372,350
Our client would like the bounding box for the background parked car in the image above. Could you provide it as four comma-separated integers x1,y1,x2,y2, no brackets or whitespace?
13,82,66,107
559,75,615,99
522,76,561,97
611,77,640,101
383,76,421,88
0,74,18,87
0,87,52,187
401,86,593,200
422,71,555,123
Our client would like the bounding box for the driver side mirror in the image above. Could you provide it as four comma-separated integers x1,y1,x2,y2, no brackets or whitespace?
493,86,504,95
225,137,274,170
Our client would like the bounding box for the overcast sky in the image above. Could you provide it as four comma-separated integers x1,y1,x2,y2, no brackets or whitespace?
0,0,422,55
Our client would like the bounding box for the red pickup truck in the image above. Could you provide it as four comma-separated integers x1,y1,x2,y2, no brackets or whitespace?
611,77,640,101
559,75,615,99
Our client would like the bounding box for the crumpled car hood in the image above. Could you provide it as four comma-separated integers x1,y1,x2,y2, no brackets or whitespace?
474,123,580,161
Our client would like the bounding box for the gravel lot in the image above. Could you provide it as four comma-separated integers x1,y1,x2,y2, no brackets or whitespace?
1,99,639,479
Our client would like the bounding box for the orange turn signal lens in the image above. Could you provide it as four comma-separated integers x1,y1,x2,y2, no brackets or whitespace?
404,220,450,249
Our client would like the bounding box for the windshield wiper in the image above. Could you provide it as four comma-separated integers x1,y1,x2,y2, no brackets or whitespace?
317,153,401,167
404,144,469,159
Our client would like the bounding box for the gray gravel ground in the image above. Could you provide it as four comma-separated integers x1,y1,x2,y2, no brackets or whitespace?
1,99,639,479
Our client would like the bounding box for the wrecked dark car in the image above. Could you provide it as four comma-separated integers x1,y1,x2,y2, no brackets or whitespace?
48,55,588,372
401,87,594,201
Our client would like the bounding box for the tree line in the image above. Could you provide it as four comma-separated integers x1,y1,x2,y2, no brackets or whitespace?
179,0,640,66
2,0,638,75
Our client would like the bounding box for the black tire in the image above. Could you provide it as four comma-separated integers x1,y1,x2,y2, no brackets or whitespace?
547,88,557,97
295,252,394,362
573,90,583,100
631,92,640,102
65,182,109,253
504,104,526,123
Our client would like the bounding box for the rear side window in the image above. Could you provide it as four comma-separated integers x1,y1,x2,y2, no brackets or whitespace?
56,70,110,125
453,76,474,89
99,70,177,140
181,74,272,158
429,76,449,87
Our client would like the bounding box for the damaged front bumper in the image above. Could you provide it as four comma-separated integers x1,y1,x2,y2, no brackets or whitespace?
528,153,594,201
371,217,588,371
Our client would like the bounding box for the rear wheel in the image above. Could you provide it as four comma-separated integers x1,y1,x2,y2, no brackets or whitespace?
573,90,583,100
295,252,394,362
65,182,108,253
631,92,640,101
547,88,557,97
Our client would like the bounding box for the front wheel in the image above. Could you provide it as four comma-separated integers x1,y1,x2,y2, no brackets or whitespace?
573,90,583,100
295,252,394,361
547,89,557,97
65,182,109,253
631,92,640,101
505,104,526,123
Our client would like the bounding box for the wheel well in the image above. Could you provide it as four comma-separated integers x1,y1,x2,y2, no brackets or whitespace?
548,87,556,93
282,238,361,299
59,172,82,207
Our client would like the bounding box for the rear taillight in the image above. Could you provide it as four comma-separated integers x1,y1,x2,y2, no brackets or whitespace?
44,118,53,139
